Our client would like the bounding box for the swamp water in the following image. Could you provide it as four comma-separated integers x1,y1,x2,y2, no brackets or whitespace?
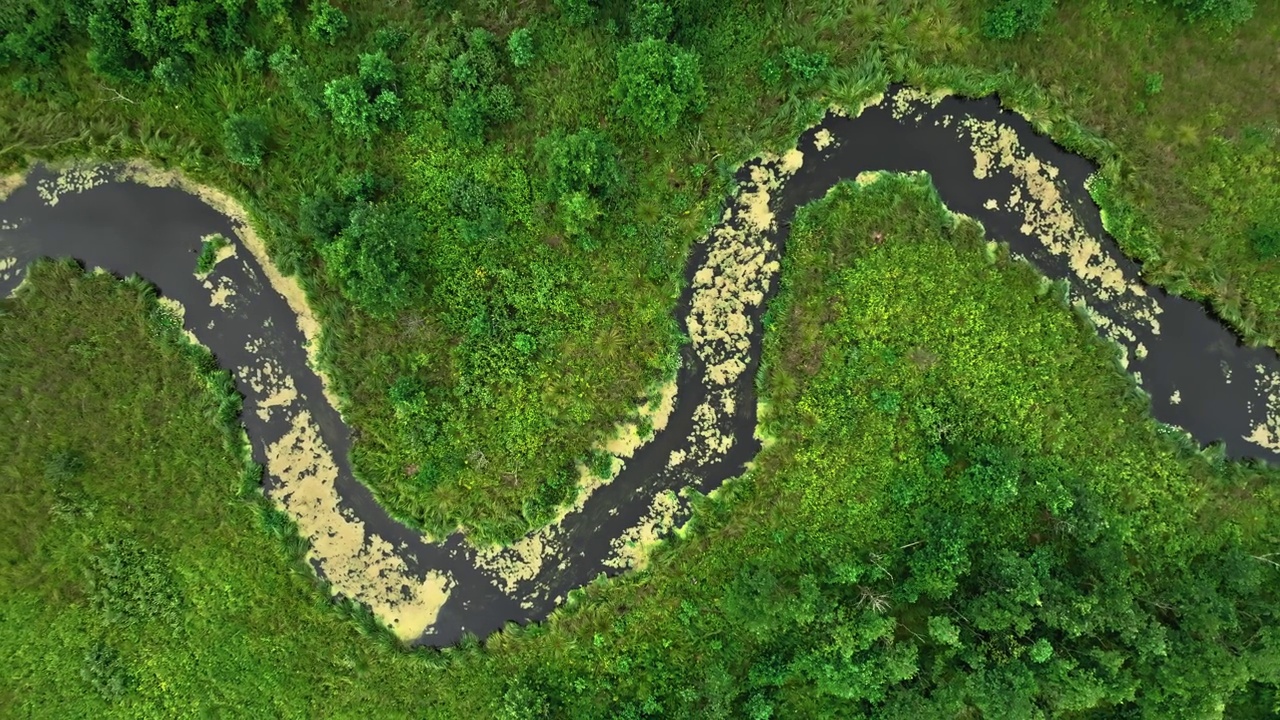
2,87,1276,646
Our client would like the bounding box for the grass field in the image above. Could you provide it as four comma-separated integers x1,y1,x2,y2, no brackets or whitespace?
4,174,1275,716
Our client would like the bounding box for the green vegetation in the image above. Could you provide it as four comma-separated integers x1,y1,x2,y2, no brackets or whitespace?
981,0,1057,39
1,1,1279,714
1,0,1277,544
194,233,230,276
612,37,706,137
5,180,1277,716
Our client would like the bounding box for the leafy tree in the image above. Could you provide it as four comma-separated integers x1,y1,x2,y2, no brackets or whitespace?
557,191,602,239
629,0,674,39
0,0,68,69
68,0,250,84
308,0,348,44
223,113,269,166
323,51,402,137
553,0,597,26
781,46,829,84
507,27,534,68
256,0,288,22
432,27,518,141
242,45,264,71
151,55,191,90
316,202,428,317
612,38,706,137
536,129,623,205
981,0,1057,39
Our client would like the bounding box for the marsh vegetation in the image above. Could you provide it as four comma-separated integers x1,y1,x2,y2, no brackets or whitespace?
1,0,1278,716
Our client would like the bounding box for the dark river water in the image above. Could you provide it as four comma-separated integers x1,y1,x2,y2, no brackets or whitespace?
2,86,1276,646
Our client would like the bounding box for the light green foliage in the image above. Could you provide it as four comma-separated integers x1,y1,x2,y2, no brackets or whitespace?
507,27,535,68
308,0,348,44
1144,71,1164,95
150,55,190,90
241,45,264,71
781,46,829,84
323,51,401,138
222,113,268,166
612,38,706,136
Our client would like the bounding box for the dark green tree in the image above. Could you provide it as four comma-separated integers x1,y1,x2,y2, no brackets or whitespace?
629,0,674,39
223,113,269,166
308,0,348,44
316,202,428,317
612,38,705,137
507,27,534,68
553,0,596,26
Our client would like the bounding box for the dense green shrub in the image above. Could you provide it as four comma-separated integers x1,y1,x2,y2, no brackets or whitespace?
981,0,1056,39
316,202,428,317
323,51,402,138
536,128,623,237
1250,220,1280,260
1167,0,1255,26
87,538,183,628
612,38,706,136
256,0,288,22
81,641,134,701
151,55,191,90
223,113,269,166
0,1,67,69
308,0,348,44
553,0,597,26
536,129,623,204
507,27,535,68
781,45,830,84
629,0,674,39
433,27,518,141
72,0,249,84
242,45,264,71
195,234,231,274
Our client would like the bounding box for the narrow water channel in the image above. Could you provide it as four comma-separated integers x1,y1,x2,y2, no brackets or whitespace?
1,86,1275,646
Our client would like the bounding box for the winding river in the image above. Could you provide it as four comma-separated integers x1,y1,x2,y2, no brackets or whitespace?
3,86,1278,647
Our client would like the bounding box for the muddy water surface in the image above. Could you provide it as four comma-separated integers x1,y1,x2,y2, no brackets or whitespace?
2,86,1276,646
